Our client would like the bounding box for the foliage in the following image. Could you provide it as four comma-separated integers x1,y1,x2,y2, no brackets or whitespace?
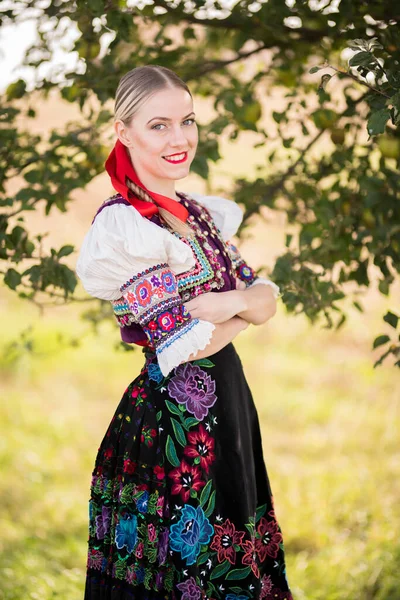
0,0,399,366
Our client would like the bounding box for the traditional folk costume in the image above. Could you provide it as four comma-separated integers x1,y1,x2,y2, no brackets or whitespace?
76,140,293,600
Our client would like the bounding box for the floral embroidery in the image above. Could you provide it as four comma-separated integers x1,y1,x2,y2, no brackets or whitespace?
225,240,259,287
169,459,206,502
168,363,217,420
169,504,214,565
183,423,216,472
95,505,112,540
260,574,273,599
241,535,260,578
255,516,283,561
111,264,197,354
176,576,203,600
210,518,246,564
85,315,293,600
115,512,138,553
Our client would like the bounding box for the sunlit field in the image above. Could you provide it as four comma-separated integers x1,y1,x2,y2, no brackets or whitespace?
0,276,398,600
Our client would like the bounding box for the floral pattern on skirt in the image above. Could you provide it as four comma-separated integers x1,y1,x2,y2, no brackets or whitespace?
84,343,293,600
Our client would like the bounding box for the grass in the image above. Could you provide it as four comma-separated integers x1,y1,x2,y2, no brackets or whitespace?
0,284,399,600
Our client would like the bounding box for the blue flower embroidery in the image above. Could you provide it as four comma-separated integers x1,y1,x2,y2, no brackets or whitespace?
115,512,138,553
226,596,249,600
169,504,214,565
148,362,164,383
135,566,145,583
136,490,149,513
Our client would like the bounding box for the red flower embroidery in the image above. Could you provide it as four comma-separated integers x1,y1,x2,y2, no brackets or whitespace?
135,280,153,307
153,465,165,480
184,424,216,472
104,447,113,459
131,386,147,399
255,517,283,561
123,458,137,474
168,460,206,502
210,518,246,564
157,311,176,332
260,574,273,599
241,538,260,577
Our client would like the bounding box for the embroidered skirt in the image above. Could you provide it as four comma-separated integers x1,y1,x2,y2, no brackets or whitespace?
84,342,293,600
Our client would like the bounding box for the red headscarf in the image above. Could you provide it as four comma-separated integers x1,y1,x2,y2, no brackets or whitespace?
104,139,189,222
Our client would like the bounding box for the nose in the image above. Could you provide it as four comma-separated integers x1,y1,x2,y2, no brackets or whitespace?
169,124,189,147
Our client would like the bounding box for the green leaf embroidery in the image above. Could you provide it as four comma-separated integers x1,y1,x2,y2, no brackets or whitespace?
197,551,210,565
166,435,180,467
199,479,213,508
226,566,252,580
255,503,267,522
182,417,200,430
165,400,183,416
193,358,215,368
210,559,231,580
171,418,187,447
204,490,216,518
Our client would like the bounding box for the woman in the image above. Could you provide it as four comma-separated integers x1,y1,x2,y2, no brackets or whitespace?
76,65,293,600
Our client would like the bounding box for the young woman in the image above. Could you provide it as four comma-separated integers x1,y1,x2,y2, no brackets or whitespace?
76,65,293,600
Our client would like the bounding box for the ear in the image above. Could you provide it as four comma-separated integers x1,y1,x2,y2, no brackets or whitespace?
114,119,133,148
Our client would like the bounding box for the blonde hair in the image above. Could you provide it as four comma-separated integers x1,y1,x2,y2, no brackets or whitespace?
114,65,195,239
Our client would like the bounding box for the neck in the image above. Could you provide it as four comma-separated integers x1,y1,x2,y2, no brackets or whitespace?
127,148,179,201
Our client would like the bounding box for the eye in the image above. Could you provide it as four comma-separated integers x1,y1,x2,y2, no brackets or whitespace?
151,118,196,131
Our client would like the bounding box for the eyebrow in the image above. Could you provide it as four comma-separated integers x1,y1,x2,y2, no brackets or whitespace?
147,112,195,124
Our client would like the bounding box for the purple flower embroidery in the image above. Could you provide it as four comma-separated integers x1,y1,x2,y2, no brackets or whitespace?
155,571,165,590
176,576,202,600
157,526,170,565
95,505,112,540
168,364,217,421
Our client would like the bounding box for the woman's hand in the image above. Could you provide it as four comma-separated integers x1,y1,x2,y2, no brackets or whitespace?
184,287,248,324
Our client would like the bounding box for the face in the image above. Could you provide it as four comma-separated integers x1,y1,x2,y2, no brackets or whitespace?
115,87,198,190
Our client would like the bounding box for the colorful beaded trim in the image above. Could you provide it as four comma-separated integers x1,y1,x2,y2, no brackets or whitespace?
111,265,195,352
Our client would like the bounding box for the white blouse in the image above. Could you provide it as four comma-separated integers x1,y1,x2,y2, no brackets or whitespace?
75,193,280,376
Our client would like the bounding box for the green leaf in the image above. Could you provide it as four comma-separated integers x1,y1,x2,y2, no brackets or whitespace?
165,435,180,467
58,245,74,258
6,79,26,100
171,418,187,447
367,108,391,136
210,559,231,580
383,311,399,329
226,566,252,580
204,490,216,518
165,400,183,417
193,358,215,368
349,51,373,67
199,478,213,508
183,417,200,430
373,335,390,349
309,66,322,74
197,551,210,565
4,268,21,290
255,503,267,522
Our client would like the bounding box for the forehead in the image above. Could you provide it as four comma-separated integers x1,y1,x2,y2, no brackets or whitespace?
138,87,193,120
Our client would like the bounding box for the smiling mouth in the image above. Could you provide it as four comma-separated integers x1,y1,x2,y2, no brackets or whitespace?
162,152,188,164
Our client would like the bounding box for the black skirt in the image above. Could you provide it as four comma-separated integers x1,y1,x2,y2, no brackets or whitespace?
84,342,293,600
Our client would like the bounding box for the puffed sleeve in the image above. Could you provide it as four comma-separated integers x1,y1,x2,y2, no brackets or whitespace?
75,203,216,377
188,192,281,299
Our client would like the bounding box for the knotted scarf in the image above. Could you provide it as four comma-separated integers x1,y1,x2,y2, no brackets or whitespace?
104,139,189,222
